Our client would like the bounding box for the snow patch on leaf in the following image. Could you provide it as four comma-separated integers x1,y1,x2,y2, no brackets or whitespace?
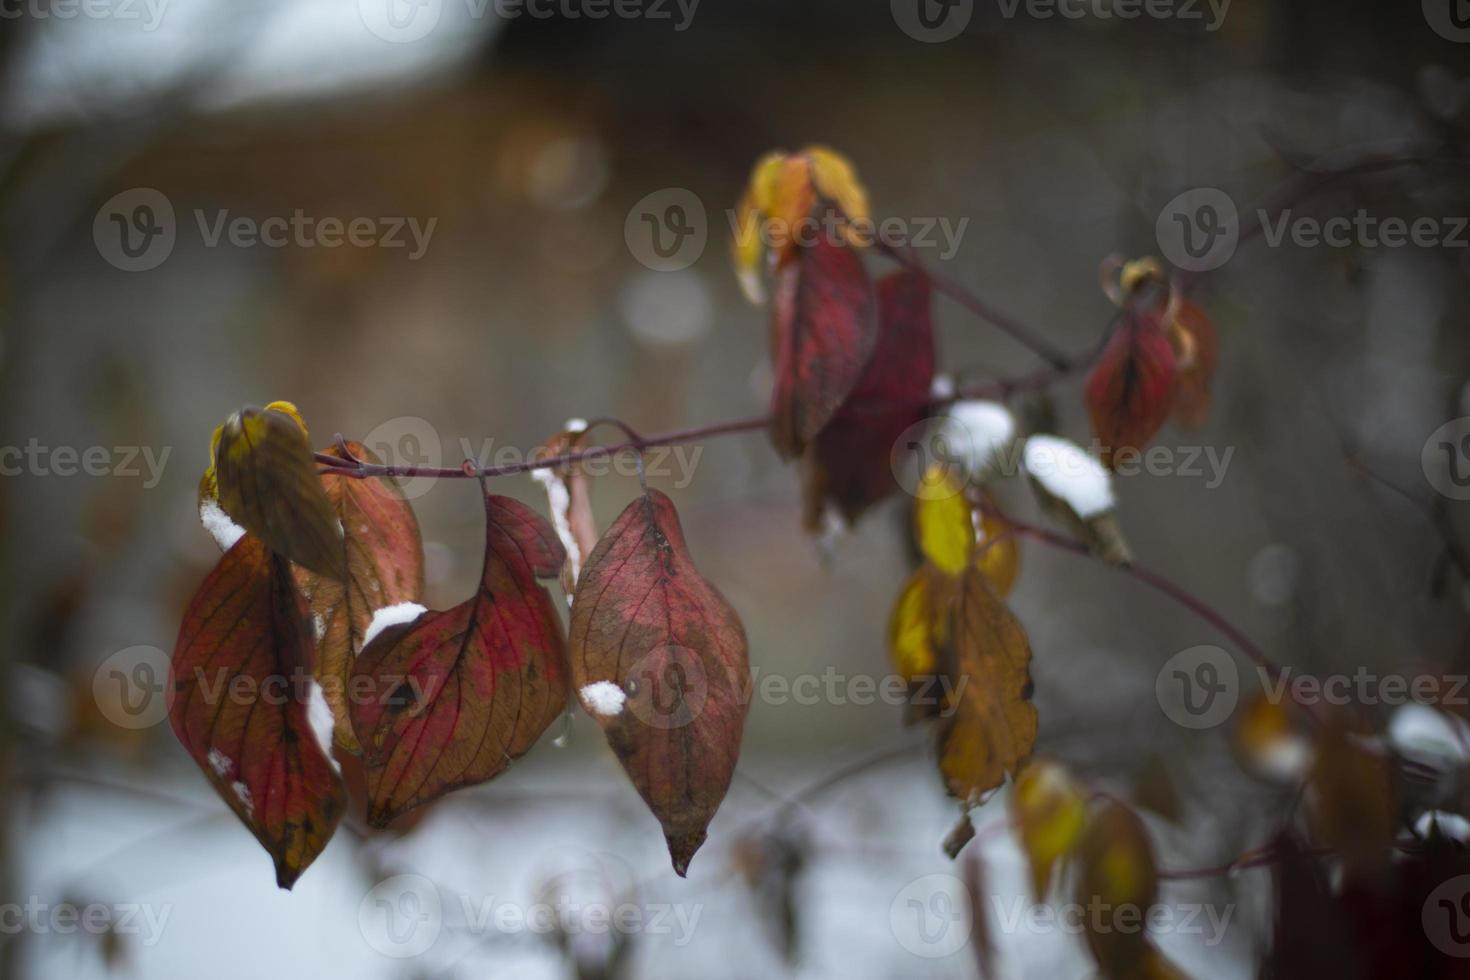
1023,435,1114,519
207,748,233,778
362,602,428,648
945,400,1016,477
199,498,246,551
579,681,626,718
306,680,341,774
232,780,254,817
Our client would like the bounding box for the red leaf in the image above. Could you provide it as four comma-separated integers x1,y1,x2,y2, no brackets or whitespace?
349,494,568,827
802,265,935,528
170,534,345,889
1084,309,1177,469
295,441,424,754
569,490,752,876
768,223,878,459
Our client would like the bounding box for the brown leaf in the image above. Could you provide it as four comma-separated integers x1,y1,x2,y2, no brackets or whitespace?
295,441,424,753
169,534,345,888
532,425,600,597
212,404,346,579
937,565,1038,805
569,489,752,876
349,493,569,827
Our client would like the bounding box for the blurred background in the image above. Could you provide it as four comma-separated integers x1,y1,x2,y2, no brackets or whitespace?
1,1,1469,976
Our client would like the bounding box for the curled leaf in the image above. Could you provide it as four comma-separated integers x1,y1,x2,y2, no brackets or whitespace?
531,422,600,598
569,490,752,876
938,565,1038,805
1168,299,1218,429
209,403,346,579
732,146,871,305
349,494,568,827
169,534,345,888
1084,311,1177,469
1023,435,1130,566
294,441,424,753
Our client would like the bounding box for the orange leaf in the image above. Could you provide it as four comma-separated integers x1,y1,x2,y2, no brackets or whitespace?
1075,801,1184,979
349,494,568,827
569,489,752,876
169,535,345,889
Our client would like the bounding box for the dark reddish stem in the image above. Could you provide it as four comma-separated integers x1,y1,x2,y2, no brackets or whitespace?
993,512,1325,727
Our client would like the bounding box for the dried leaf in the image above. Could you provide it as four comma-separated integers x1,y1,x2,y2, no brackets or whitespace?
569,490,752,876
169,534,345,888
294,441,424,754
209,403,346,579
801,266,935,529
1084,311,1178,469
532,424,600,598
1168,299,1218,429
349,493,568,827
938,565,1038,805
768,218,878,459
1010,759,1087,901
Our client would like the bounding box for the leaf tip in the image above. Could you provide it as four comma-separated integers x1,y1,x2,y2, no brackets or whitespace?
666,828,707,878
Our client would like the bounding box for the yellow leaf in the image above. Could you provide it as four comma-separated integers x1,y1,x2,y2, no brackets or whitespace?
974,497,1020,597
914,465,973,576
937,565,1037,805
730,146,870,304
888,568,938,681
806,145,871,243
1075,801,1185,980
211,403,346,579
1010,759,1087,901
